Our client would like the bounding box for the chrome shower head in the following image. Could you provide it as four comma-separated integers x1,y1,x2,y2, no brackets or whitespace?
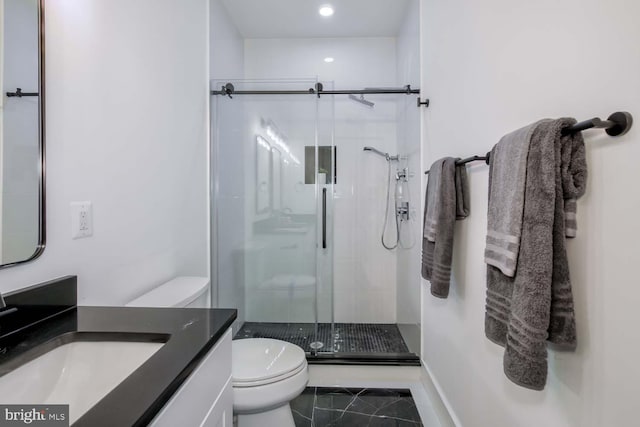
349,94,375,108
363,146,398,161
363,146,386,157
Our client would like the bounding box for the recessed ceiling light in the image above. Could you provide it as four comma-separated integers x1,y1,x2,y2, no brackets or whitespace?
319,5,334,17
324,57,335,63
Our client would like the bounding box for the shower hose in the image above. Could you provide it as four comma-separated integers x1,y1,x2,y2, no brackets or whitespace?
381,159,400,250
381,159,415,251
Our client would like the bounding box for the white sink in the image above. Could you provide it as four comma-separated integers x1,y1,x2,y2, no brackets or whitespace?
0,341,163,424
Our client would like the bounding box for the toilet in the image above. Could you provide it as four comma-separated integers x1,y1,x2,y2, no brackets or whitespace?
232,338,308,427
125,276,308,427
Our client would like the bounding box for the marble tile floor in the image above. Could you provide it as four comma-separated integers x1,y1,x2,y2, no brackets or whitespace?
291,387,424,427
236,322,411,354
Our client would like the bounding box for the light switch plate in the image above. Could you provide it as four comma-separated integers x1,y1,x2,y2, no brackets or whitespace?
71,201,93,239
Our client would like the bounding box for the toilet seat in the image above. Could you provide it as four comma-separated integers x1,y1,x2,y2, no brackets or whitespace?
233,360,307,387
232,338,306,387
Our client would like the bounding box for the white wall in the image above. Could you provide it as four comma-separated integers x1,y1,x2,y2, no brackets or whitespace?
0,0,3,263
421,0,640,426
210,0,244,81
244,37,400,323
0,0,209,305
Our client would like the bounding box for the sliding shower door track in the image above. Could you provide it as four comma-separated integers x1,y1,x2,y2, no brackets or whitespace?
306,352,421,367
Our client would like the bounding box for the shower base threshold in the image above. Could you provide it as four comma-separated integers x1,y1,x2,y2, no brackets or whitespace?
235,322,420,366
307,352,421,366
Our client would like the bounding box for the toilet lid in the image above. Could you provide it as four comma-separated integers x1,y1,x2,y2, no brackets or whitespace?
232,339,306,385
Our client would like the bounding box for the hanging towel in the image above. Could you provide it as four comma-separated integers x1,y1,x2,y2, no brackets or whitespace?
422,157,470,298
484,120,546,277
560,134,587,238
423,159,444,242
550,121,586,345
485,118,587,390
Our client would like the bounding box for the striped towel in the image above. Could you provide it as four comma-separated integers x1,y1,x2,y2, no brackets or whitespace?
422,157,469,298
485,118,587,390
564,198,578,237
484,120,547,277
423,159,443,242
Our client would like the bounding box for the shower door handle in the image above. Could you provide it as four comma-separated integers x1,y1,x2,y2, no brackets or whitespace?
322,188,327,249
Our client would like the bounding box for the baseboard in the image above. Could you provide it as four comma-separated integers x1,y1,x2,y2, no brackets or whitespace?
420,360,462,427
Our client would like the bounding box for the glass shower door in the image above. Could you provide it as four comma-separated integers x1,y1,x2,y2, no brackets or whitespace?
212,79,324,352
314,87,336,353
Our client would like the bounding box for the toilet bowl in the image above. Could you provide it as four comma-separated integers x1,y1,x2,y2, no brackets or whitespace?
232,338,308,427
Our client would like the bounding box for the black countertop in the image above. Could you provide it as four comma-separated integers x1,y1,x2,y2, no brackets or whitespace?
0,277,237,427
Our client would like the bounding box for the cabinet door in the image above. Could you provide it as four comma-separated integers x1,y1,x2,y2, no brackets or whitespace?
150,329,232,426
201,379,233,427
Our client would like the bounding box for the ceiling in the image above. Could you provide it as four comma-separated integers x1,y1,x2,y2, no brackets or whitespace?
221,0,411,39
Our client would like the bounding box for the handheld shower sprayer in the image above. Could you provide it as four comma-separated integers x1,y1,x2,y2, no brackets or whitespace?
363,146,414,250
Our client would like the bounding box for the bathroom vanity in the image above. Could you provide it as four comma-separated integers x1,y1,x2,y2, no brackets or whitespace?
0,276,236,426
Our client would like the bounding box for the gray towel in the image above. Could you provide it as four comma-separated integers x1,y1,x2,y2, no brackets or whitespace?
423,160,444,241
422,157,470,298
485,118,587,390
484,121,546,277
560,134,587,237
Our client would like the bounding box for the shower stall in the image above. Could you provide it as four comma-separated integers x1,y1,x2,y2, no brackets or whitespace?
211,78,421,364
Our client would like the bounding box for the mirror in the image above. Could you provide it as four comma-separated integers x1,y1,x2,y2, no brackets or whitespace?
0,0,45,268
256,135,271,214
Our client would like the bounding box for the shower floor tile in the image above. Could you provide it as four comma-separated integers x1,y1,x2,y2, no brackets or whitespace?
235,322,411,354
291,387,424,427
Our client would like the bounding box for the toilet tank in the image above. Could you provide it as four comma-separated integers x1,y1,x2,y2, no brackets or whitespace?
125,277,210,308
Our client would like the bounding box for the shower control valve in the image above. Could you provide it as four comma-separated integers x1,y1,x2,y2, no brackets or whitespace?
396,168,411,182
397,202,410,221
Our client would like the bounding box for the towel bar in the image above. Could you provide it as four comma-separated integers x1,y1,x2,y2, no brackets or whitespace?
424,154,490,175
562,111,632,136
6,88,39,97
424,111,633,175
